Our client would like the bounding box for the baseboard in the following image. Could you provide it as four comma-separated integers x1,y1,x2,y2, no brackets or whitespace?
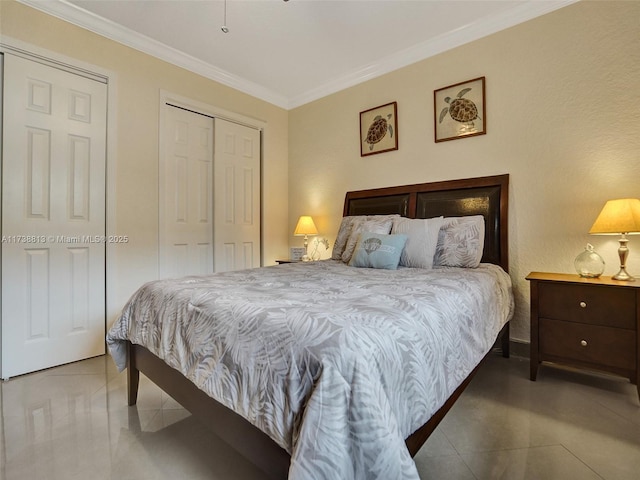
509,340,530,359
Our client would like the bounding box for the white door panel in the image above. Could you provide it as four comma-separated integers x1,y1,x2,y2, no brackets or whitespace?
160,105,214,278
213,118,261,272
1,53,106,379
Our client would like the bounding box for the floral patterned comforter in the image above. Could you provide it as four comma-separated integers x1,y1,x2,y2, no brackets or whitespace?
107,260,513,479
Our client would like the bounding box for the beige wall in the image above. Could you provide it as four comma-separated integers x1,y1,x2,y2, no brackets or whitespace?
289,1,640,342
1,0,289,321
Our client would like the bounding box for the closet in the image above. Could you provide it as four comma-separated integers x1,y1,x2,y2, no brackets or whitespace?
1,52,107,379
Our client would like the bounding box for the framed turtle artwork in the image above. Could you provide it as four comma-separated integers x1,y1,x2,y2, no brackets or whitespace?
434,77,486,143
360,101,398,156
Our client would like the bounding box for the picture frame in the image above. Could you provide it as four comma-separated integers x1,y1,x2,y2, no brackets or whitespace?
434,77,485,143
360,101,398,156
289,247,307,262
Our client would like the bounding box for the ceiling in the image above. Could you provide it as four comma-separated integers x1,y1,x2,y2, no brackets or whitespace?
20,0,576,109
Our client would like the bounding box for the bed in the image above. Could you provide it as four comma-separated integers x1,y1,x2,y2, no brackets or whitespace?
107,174,512,480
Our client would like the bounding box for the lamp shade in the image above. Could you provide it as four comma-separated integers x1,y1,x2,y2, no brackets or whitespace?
294,216,318,236
589,198,640,235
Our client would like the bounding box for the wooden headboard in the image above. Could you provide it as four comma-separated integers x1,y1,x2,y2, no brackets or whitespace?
343,174,509,271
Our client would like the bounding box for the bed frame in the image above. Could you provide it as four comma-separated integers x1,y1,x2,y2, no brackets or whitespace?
126,173,510,479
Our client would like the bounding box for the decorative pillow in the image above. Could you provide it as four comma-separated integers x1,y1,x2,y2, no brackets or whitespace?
332,214,398,260
348,233,408,270
433,215,485,268
391,216,444,269
332,216,359,260
341,216,395,263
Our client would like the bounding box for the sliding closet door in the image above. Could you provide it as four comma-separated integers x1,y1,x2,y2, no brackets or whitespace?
1,53,107,379
213,118,261,272
159,105,214,279
159,105,261,277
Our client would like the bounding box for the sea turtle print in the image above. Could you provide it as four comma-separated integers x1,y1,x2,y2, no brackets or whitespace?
364,114,394,150
439,87,480,126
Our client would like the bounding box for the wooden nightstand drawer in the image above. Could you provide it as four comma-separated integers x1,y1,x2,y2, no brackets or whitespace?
539,318,636,371
538,282,635,329
527,272,640,400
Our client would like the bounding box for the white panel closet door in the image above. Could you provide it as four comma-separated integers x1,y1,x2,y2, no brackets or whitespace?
160,105,214,278
1,54,107,379
213,118,261,272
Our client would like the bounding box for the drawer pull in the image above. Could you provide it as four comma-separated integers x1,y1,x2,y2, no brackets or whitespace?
580,340,588,347
579,301,587,308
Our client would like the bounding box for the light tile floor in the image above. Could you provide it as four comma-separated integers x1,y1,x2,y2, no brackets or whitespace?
1,353,638,479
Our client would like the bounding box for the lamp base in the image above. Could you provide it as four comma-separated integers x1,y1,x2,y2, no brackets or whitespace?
613,235,635,281
612,268,635,281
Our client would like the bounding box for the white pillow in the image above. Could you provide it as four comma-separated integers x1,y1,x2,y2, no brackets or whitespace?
341,216,395,263
391,216,444,269
433,215,485,268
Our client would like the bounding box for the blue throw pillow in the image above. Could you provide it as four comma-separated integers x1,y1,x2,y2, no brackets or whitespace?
348,232,408,270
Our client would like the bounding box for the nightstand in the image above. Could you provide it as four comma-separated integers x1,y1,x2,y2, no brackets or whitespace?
275,259,299,264
526,272,639,400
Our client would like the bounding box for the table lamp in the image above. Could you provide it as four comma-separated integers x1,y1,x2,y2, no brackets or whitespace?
294,215,318,261
589,198,640,281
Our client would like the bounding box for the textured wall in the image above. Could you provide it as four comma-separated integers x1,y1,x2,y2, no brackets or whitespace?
289,1,640,343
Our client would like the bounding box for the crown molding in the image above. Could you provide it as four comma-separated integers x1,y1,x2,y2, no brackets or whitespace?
19,0,578,110
17,0,290,109
287,0,579,108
